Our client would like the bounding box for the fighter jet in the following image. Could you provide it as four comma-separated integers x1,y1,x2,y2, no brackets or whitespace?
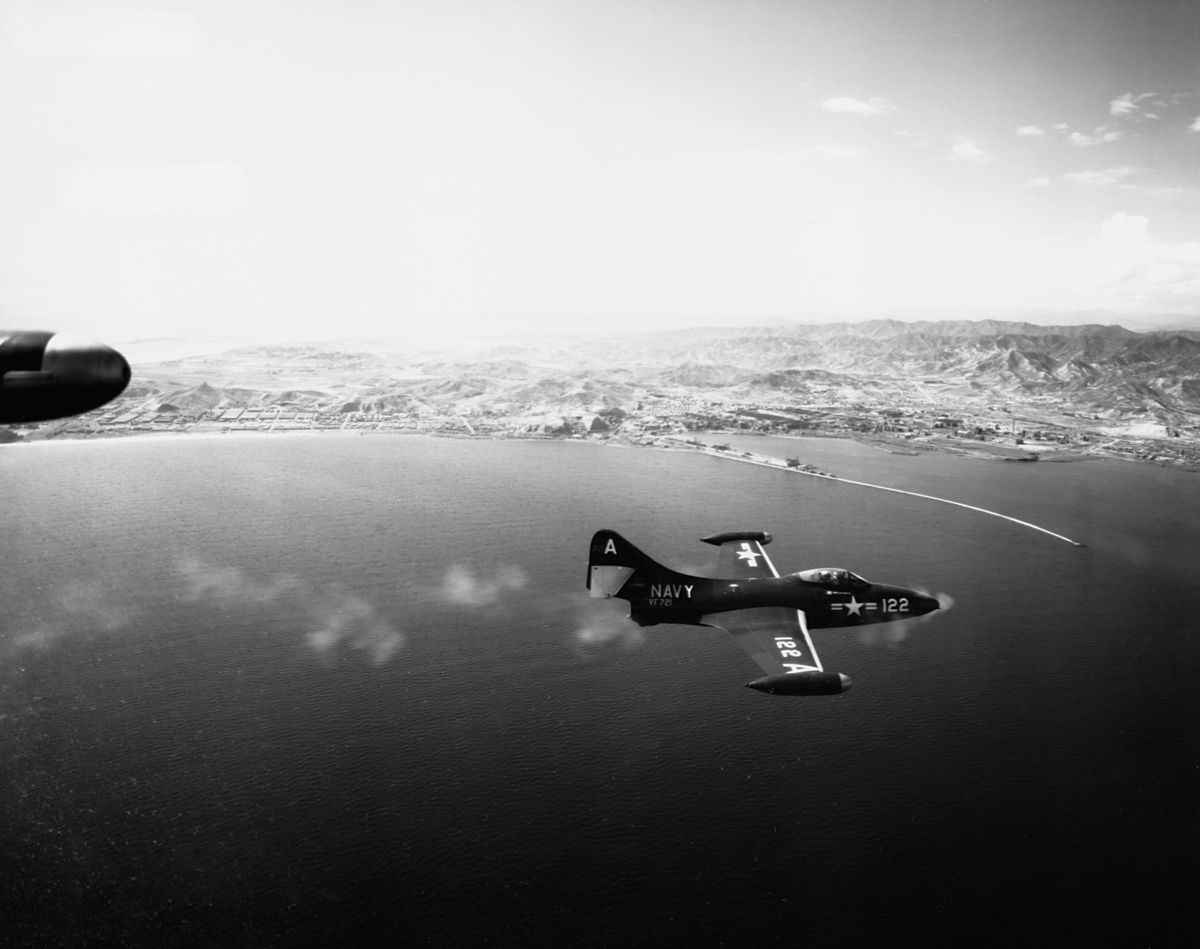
0,331,131,424
587,529,941,695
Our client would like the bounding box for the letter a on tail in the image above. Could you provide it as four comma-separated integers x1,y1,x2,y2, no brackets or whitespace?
587,529,641,598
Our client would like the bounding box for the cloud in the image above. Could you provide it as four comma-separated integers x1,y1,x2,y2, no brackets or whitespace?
438,564,528,607
1189,116,1200,133
1019,212,1200,309
302,590,405,666
1109,91,1159,119
6,579,140,653
791,145,869,162
1034,166,1185,196
565,593,645,656
1083,212,1173,292
1068,128,1123,147
1109,93,1138,117
819,96,894,118
1097,209,1149,250
1038,122,1122,146
175,556,405,665
176,554,299,605
1088,212,1200,299
946,137,991,163
1063,166,1137,187
57,579,139,632
857,207,1200,314
1131,184,1197,197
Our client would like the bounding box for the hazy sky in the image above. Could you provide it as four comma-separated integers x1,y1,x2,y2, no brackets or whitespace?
3,0,1200,340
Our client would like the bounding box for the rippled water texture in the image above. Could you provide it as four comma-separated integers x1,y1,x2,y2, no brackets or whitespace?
2,434,1197,946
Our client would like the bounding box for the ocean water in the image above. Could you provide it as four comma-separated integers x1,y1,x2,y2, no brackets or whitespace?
1,434,1196,947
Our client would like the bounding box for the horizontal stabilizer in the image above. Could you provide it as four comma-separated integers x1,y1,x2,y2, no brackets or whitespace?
589,565,635,598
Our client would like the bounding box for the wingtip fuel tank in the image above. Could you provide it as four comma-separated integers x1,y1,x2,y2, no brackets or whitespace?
746,672,853,696
0,331,131,423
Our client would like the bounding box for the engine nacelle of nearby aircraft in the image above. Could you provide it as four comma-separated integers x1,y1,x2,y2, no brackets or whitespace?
746,671,853,695
0,331,131,423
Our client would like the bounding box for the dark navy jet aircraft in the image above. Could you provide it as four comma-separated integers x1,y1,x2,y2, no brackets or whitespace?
587,529,941,695
0,331,130,424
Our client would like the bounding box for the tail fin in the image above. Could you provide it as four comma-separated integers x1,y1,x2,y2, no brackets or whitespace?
587,529,702,600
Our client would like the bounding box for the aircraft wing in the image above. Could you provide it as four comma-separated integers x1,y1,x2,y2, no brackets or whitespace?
698,531,851,694
701,607,824,675
708,534,779,580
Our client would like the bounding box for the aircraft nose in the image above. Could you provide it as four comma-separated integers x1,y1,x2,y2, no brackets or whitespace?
42,334,131,396
915,593,941,615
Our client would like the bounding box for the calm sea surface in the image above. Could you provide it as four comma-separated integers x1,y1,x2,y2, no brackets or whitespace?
1,434,1197,947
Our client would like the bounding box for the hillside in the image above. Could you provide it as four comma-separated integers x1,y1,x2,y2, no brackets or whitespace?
106,320,1200,432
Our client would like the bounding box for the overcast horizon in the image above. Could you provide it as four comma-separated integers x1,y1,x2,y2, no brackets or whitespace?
4,0,1200,343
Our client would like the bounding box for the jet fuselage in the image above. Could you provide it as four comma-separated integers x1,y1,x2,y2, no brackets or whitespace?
626,573,940,629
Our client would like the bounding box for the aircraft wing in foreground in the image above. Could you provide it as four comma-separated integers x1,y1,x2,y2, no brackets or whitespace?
587,529,941,695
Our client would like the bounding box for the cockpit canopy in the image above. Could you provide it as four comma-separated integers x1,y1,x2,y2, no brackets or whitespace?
795,567,869,589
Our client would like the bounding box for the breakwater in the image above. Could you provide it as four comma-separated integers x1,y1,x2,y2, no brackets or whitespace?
682,440,1085,547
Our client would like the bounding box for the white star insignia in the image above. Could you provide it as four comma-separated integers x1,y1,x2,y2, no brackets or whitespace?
736,544,759,567
843,596,864,617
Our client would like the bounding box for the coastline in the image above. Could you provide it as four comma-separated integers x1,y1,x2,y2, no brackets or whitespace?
7,415,1187,479
2,428,603,450
0,425,1091,546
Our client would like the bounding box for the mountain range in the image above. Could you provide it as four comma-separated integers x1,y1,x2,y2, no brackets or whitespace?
123,320,1200,425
